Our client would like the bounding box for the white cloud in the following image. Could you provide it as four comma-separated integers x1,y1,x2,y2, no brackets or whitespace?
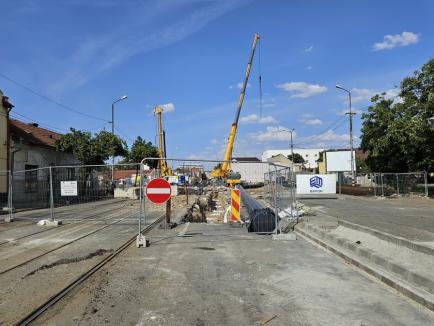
298,130,358,148
304,45,313,53
238,82,250,89
307,130,349,142
240,114,278,124
344,87,402,106
276,82,327,98
210,138,219,144
338,87,402,105
229,82,251,89
306,66,313,70
300,118,323,125
159,102,175,112
373,31,420,51
384,88,403,103
251,126,296,142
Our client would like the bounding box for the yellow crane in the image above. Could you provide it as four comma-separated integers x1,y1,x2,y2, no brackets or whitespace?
154,106,172,177
211,33,260,182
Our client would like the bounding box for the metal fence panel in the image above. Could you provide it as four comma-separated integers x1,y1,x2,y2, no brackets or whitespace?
136,157,280,245
340,172,429,198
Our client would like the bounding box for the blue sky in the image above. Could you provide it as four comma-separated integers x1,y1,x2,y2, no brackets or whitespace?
1,0,433,160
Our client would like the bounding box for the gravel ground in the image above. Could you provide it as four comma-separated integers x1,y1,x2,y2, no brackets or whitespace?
35,222,434,326
0,199,163,325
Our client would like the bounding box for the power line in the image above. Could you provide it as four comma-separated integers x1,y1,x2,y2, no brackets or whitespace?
10,111,67,132
0,72,109,122
4,109,109,134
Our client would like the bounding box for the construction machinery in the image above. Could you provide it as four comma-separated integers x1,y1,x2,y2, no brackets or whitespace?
154,106,172,177
211,33,260,184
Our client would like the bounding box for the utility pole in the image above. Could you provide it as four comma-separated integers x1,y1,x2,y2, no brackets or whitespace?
336,85,356,186
110,95,127,182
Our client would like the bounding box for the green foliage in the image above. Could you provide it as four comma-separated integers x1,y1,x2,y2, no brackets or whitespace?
287,153,305,164
123,136,159,167
360,58,434,172
56,128,128,165
356,157,370,173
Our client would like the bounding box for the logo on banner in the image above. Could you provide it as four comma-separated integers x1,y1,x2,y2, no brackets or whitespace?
310,176,323,189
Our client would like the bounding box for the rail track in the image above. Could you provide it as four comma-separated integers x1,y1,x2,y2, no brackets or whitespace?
0,201,133,246
16,213,164,326
0,205,139,275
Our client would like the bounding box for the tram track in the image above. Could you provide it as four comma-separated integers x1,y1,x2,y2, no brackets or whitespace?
0,201,134,246
0,205,139,275
16,213,164,326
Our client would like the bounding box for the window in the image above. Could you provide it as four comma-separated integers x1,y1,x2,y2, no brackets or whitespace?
25,164,38,193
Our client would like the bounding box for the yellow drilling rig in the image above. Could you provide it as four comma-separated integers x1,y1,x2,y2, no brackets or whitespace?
210,33,260,186
154,106,172,177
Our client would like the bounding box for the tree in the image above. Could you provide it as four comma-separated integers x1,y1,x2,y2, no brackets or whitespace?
287,153,305,164
123,136,159,168
56,128,128,165
360,58,434,172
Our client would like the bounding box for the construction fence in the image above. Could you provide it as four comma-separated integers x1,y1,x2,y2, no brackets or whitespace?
1,159,283,236
263,168,431,219
338,172,430,197
1,164,147,223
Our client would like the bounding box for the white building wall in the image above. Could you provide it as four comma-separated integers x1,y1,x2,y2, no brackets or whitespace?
262,148,325,169
231,162,269,183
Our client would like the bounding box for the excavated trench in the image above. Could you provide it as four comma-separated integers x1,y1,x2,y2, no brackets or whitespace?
182,190,219,223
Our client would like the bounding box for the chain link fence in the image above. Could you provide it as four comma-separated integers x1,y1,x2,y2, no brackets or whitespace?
338,172,430,197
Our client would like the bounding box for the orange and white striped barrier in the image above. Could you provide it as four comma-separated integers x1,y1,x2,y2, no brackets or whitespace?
231,188,241,222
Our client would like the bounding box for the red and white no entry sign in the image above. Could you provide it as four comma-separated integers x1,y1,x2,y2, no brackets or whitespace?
146,178,172,204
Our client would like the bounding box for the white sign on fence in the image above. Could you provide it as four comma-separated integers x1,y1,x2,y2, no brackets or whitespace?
60,181,78,196
296,174,336,195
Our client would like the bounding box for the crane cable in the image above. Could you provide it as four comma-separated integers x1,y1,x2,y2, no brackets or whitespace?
258,37,263,118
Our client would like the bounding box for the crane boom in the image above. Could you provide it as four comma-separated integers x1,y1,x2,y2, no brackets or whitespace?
211,33,260,178
154,106,172,177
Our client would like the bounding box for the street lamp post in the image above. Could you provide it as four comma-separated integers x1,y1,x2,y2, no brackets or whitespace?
288,128,296,218
111,95,128,182
336,85,356,186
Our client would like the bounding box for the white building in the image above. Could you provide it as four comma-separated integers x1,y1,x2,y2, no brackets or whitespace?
261,148,325,169
231,157,268,184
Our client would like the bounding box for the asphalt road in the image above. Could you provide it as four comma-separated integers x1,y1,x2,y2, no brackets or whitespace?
299,195,434,242
37,222,434,326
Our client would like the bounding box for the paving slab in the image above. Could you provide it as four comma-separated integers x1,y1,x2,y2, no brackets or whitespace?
300,195,434,242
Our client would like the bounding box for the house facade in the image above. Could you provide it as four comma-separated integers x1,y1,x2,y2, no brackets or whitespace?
0,89,79,210
266,154,303,172
9,119,79,209
262,148,325,169
0,90,14,207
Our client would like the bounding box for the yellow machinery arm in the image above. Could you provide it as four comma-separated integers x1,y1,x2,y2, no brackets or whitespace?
211,33,260,178
154,106,172,177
